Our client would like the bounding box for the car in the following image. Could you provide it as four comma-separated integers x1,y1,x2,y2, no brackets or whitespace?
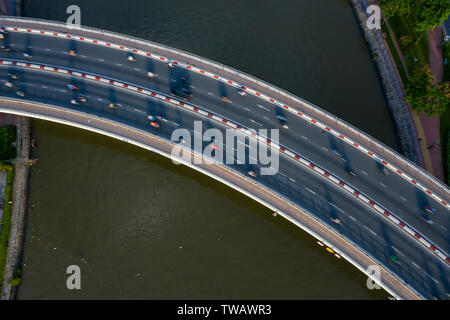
0,34,3,40
108,103,118,108
127,53,135,61
77,95,87,103
8,74,19,80
15,91,24,97
167,62,174,68
67,84,79,90
171,86,191,101
331,218,341,224
23,52,32,58
422,215,434,224
156,116,168,122
237,89,246,96
150,121,160,128
0,45,10,52
276,114,288,129
221,96,230,102
70,99,80,105
4,82,14,88
69,50,77,56
147,72,156,78
425,206,436,214
247,171,257,178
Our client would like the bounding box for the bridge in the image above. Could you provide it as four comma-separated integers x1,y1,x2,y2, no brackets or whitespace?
0,17,449,300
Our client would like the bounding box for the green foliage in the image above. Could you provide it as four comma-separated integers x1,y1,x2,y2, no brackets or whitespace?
405,63,450,116
400,35,413,46
9,269,22,287
447,131,450,183
414,0,450,32
0,126,16,160
380,0,414,19
0,164,14,291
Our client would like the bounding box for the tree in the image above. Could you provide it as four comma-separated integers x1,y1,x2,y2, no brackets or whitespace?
414,0,450,32
379,0,414,19
405,63,450,116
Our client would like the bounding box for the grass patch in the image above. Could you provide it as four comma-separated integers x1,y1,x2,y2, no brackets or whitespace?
388,11,429,72
381,23,409,84
0,163,15,291
0,126,16,161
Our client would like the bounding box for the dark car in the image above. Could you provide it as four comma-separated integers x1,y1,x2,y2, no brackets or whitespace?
171,86,191,101
276,113,288,129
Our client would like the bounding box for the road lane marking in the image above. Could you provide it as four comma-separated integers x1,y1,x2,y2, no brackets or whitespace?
329,202,345,213
379,182,386,188
360,170,368,176
257,104,270,111
249,119,262,127
134,67,141,71
98,58,104,62
305,187,316,195
412,262,421,270
349,215,356,221
263,116,269,120
400,196,407,202
363,225,377,236
289,177,296,182
322,147,328,152
301,135,308,140
207,92,214,96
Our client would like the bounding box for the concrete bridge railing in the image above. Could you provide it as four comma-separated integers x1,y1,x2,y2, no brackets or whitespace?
1,16,448,205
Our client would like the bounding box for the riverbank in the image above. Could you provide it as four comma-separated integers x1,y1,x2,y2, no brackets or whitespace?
0,0,30,300
349,0,424,168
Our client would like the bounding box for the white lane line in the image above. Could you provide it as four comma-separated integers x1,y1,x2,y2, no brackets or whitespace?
133,109,146,114
45,48,51,51
80,55,86,58
301,135,308,140
321,147,328,152
134,67,141,71
98,58,104,62
244,107,251,112
305,187,316,195
170,79,177,82
97,98,103,101
249,119,262,127
329,202,345,213
412,262,421,270
207,92,214,96
424,272,439,284
441,225,447,231
363,225,377,236
349,215,356,221
279,172,289,179
257,104,270,111
116,63,122,67
400,196,407,202
190,85,195,89
392,246,405,257
263,116,269,120
289,177,296,182
379,182,386,188
41,85,47,89
361,170,368,176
